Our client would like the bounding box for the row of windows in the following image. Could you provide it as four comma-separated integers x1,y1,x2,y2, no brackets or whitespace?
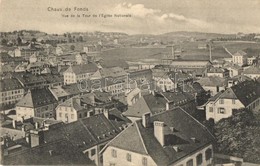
1,95,23,101
2,90,22,96
209,107,225,114
219,99,236,104
59,112,75,119
111,149,148,166
178,148,212,166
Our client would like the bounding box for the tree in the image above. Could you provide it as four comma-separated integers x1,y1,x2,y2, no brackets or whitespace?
17,37,22,46
214,109,260,164
31,38,37,43
70,45,75,51
1,39,7,45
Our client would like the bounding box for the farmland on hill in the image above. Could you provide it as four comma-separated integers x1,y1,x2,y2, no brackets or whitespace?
100,42,233,61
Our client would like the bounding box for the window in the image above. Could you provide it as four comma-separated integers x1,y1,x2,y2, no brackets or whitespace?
186,159,193,166
126,153,131,162
205,148,212,161
142,157,147,166
209,107,213,112
111,149,117,158
59,113,62,117
196,153,203,165
217,108,225,114
71,114,74,119
79,113,82,118
232,99,236,104
219,99,224,104
91,149,96,156
109,163,116,166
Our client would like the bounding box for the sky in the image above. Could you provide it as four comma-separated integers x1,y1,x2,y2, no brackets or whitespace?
0,0,260,34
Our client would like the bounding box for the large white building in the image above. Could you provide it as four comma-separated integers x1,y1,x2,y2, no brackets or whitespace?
63,63,98,84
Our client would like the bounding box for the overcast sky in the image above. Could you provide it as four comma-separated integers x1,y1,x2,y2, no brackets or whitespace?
0,0,260,34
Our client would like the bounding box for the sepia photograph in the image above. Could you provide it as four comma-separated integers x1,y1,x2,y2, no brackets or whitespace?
0,0,260,165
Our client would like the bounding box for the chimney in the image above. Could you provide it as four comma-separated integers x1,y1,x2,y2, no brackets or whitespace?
166,102,169,110
104,109,109,119
35,122,39,129
142,113,151,128
21,116,24,123
49,150,53,156
12,120,16,129
154,121,165,146
30,130,44,148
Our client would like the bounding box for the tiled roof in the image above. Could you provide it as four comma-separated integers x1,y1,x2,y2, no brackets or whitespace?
65,63,98,75
208,80,260,107
44,114,129,151
16,88,57,108
108,107,214,165
13,72,46,85
41,74,63,84
233,50,247,56
123,96,151,117
160,91,195,105
171,60,211,66
207,67,227,73
196,76,227,87
231,80,260,106
0,78,23,92
243,66,260,74
3,139,95,165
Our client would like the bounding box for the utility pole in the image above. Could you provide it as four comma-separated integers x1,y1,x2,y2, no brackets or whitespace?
209,43,212,62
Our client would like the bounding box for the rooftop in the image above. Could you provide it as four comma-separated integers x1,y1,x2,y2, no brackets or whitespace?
0,78,23,92
108,107,214,165
16,88,57,108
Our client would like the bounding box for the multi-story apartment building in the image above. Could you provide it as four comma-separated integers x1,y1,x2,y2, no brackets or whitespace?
205,80,260,122
152,69,193,92
16,88,57,121
56,92,114,123
206,67,229,78
232,50,247,66
63,63,98,85
102,107,215,166
0,78,25,109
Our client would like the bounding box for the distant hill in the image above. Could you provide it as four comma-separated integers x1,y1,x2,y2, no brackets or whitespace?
160,31,236,39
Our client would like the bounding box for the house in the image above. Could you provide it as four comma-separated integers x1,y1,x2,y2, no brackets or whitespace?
55,92,114,123
152,69,193,92
35,113,130,165
224,63,243,77
232,50,247,66
0,78,25,110
102,107,214,166
205,80,260,122
57,53,84,65
243,66,260,79
170,60,212,71
91,67,127,80
123,91,196,122
63,63,99,84
206,67,229,78
125,88,142,106
128,69,153,93
16,88,57,121
196,76,227,96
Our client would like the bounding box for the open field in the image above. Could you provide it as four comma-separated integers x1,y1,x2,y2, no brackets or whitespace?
99,41,259,62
